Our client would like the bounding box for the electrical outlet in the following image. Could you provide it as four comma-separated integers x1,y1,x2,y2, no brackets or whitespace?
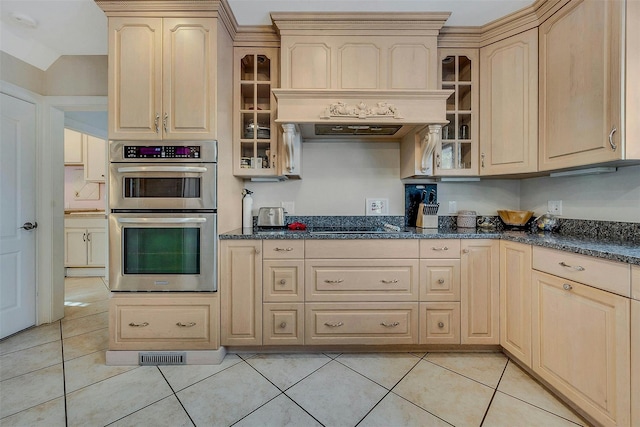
281,201,295,215
366,198,389,216
548,200,562,215
448,201,457,214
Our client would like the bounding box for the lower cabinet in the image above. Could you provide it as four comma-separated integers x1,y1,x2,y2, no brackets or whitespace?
499,240,532,366
419,302,460,345
531,271,630,427
64,218,106,267
263,303,304,345
109,293,219,350
632,299,640,427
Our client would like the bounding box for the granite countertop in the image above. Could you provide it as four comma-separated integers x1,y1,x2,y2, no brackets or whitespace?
220,227,640,266
64,209,107,218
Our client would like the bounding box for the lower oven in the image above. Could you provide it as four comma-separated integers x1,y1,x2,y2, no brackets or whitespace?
109,212,216,292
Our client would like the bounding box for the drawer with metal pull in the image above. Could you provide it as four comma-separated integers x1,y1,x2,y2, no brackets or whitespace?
532,246,630,297
305,302,418,345
419,302,461,345
263,259,304,302
305,259,419,301
263,240,305,259
420,239,461,259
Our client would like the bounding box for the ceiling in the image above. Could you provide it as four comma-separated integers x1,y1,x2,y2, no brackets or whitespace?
0,0,534,71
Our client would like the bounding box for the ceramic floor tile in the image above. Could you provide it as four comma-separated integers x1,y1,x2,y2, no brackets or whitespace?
393,359,494,427
0,340,62,381
66,366,173,427
64,282,109,304
0,364,64,418
410,352,427,358
108,395,194,427
246,353,332,390
286,360,388,427
177,361,280,426
63,327,109,360
0,322,60,356
234,394,323,427
483,391,583,427
64,298,109,320
0,397,66,427
64,350,138,393
425,351,508,388
61,311,108,339
159,353,243,391
498,361,586,424
359,392,451,427
336,352,421,389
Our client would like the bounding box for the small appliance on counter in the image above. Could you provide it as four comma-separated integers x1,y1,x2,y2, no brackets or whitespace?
457,210,477,229
257,207,285,227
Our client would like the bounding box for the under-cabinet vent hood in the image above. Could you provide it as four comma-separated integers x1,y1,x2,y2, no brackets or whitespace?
271,12,453,142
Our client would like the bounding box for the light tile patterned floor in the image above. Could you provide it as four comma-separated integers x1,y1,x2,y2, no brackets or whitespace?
0,277,591,427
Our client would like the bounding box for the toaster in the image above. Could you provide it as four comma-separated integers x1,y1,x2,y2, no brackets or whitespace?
257,207,285,227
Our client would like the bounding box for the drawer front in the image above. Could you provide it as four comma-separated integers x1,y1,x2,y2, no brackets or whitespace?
305,302,418,345
263,240,305,259
420,239,461,259
419,302,461,345
305,240,419,259
118,306,209,340
420,259,461,301
264,260,304,302
533,247,630,297
306,259,419,301
263,303,304,345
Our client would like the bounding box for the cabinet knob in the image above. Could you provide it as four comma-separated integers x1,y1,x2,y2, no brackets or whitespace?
438,321,445,328
462,249,470,254
437,278,445,284
563,283,573,291
176,322,196,327
255,248,261,255
279,322,287,329
279,279,287,285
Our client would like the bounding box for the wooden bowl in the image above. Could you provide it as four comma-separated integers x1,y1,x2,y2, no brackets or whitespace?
497,210,534,226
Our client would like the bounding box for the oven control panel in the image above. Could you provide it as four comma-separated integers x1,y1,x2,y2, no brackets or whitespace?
123,145,201,159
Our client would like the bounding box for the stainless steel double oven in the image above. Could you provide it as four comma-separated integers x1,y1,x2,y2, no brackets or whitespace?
108,140,217,292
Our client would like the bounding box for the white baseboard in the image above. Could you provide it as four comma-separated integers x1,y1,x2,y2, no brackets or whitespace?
65,267,105,277
106,347,228,366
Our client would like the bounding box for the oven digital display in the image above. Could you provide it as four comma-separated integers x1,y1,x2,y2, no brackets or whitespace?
124,145,201,159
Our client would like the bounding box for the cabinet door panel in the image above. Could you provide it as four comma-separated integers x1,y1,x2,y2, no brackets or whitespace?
83,135,106,183
64,128,83,165
64,228,88,266
86,228,106,267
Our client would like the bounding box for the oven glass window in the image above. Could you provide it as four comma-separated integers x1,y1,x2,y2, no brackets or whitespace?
123,228,200,274
124,178,201,198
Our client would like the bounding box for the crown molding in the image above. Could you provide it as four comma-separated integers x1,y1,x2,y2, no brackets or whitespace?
233,25,280,47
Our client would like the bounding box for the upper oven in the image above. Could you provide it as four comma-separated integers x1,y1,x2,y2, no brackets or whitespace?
109,140,216,211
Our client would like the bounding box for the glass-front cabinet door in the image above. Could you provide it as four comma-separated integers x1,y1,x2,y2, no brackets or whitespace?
436,50,479,176
233,48,279,177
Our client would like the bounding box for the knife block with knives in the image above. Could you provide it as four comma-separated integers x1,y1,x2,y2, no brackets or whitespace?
416,190,439,229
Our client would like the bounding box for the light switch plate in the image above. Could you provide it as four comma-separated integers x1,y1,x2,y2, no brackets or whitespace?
548,200,562,215
281,201,295,215
366,198,389,216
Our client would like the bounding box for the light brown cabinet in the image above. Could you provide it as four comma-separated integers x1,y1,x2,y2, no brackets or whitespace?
480,28,538,175
460,239,499,344
499,241,532,366
538,0,636,170
109,293,219,350
220,240,262,346
107,17,215,140
531,270,630,427
632,298,640,427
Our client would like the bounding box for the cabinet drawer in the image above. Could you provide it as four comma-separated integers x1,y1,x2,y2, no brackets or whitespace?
264,260,304,302
419,302,461,345
419,259,461,301
420,239,461,259
305,302,418,345
305,259,419,301
305,240,419,259
110,294,218,350
263,240,305,259
263,303,304,345
533,247,630,297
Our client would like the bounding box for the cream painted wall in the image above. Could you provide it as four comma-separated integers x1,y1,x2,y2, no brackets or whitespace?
520,165,640,222
45,55,107,96
0,52,45,94
246,142,521,217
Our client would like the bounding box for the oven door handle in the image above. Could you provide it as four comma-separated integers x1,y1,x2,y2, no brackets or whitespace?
116,166,208,173
117,218,207,224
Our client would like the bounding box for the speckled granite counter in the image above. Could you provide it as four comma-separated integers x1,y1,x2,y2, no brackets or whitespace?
220,228,640,266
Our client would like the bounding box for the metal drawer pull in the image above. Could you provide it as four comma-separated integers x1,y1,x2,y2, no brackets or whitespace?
437,278,445,284
128,322,149,327
279,322,287,329
438,322,445,328
279,279,287,285
559,262,585,271
381,322,400,328
380,279,399,284
432,246,448,251
608,127,617,151
154,113,160,133
324,321,344,328
176,322,196,327
274,247,294,252
324,279,344,284
563,283,573,291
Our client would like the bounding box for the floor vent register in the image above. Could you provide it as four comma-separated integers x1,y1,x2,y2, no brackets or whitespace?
138,352,187,365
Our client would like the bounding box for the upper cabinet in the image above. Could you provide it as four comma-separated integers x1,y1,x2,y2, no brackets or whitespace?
64,128,83,165
83,134,107,182
107,17,216,140
233,48,280,177
436,49,479,176
480,28,538,175
539,0,639,170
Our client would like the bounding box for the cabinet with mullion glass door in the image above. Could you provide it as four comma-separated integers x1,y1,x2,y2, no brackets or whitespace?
234,49,279,177
436,50,479,176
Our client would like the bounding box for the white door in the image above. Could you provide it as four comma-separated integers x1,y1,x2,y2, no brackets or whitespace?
1,93,37,338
